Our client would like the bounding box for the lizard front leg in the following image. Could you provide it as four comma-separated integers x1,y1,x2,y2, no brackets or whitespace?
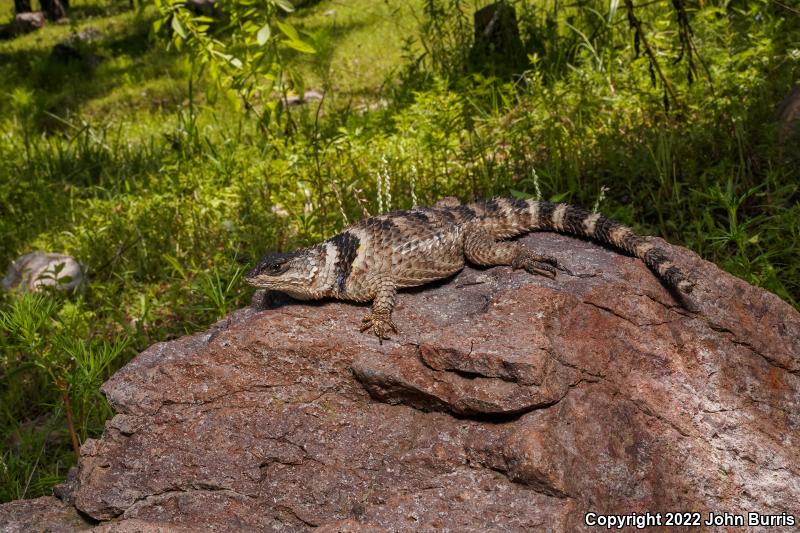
464,227,558,278
360,278,398,340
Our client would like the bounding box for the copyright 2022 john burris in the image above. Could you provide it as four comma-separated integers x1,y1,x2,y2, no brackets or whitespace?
584,511,796,529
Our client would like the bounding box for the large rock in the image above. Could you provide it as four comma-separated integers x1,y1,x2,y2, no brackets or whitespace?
1,232,798,531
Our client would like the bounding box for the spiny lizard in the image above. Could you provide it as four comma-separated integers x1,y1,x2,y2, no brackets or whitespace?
246,197,695,339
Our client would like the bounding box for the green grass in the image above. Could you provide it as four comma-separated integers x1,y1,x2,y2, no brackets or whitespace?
288,0,422,95
1,0,799,502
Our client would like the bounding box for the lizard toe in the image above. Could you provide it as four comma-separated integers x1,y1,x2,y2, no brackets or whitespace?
360,312,397,339
512,250,558,278
528,262,557,278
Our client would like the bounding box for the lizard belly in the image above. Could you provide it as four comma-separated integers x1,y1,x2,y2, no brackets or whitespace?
393,261,464,288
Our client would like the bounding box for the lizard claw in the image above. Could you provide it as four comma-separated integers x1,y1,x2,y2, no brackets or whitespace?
360,312,398,340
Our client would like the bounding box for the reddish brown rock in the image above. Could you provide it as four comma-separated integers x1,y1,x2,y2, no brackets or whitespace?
3,232,798,531
0,496,91,531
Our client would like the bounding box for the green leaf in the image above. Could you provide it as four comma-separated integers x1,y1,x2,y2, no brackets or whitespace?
171,14,187,39
275,20,299,41
290,68,305,97
283,38,316,54
274,0,295,13
608,0,620,23
257,23,271,46
549,192,570,203
509,189,532,199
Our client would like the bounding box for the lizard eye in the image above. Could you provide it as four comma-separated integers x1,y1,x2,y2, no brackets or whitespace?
268,263,283,274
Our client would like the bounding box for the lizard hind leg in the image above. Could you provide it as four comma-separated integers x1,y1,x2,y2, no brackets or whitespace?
464,228,559,279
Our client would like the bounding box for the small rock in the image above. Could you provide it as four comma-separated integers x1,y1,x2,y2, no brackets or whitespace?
12,12,46,35
283,90,324,106
3,251,84,292
65,27,102,45
777,84,800,142
52,27,104,66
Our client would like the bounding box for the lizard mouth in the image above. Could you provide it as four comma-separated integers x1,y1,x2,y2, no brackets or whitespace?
244,268,262,283
244,275,275,289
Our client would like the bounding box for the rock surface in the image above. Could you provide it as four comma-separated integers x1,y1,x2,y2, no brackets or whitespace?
1,232,799,531
0,496,91,532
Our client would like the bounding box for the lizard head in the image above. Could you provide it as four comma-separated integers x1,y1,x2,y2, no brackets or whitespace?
245,247,326,300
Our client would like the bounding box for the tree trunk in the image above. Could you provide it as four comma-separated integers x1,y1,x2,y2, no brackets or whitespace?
14,0,32,14
468,1,528,78
40,0,68,20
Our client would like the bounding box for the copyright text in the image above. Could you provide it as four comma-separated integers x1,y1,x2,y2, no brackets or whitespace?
584,511,796,529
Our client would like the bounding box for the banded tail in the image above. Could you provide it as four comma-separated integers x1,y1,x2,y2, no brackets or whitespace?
473,198,695,296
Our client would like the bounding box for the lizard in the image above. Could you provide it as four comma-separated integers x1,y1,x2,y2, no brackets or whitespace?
245,197,695,339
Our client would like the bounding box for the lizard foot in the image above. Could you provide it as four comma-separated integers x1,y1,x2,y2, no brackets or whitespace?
360,312,398,340
512,251,558,278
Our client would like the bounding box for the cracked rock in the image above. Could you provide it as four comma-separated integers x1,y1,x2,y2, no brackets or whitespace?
1,233,798,531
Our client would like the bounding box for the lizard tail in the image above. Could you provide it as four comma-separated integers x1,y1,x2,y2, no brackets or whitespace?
476,198,694,295
529,200,694,294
